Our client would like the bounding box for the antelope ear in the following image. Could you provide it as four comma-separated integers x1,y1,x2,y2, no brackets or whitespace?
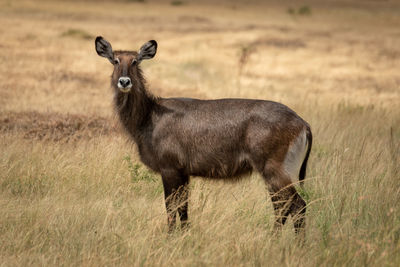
138,40,157,62
95,36,114,63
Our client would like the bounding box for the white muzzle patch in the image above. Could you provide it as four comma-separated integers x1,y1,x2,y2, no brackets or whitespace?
118,76,132,93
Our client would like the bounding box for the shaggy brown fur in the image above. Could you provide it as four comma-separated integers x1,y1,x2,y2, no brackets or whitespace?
95,36,312,234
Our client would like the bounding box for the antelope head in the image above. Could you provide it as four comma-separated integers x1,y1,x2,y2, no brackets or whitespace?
95,36,157,93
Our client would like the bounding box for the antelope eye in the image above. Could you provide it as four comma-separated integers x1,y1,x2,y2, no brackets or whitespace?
131,59,137,65
113,58,120,65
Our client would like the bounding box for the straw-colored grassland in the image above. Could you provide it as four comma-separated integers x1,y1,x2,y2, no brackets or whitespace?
0,0,399,265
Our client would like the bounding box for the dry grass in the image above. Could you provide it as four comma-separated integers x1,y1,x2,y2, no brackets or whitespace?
0,0,399,266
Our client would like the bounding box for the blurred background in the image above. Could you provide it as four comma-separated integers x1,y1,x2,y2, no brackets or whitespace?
1,0,399,117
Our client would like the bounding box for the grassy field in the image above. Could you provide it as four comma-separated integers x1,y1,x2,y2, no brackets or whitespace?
1,0,399,265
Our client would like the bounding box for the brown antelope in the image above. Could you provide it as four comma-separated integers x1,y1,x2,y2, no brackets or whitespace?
95,36,312,234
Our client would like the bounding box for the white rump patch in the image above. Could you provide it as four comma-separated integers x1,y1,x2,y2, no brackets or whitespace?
283,129,308,184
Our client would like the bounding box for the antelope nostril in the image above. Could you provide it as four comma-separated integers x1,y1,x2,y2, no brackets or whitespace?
118,77,131,88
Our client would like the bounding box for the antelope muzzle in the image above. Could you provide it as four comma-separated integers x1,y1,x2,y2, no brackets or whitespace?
118,76,132,93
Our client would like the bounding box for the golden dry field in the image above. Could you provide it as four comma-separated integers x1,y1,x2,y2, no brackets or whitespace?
1,0,400,266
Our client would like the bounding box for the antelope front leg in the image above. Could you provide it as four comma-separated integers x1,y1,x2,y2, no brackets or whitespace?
177,182,190,229
161,170,189,232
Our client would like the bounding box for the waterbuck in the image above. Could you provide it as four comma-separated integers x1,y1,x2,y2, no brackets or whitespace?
95,36,312,234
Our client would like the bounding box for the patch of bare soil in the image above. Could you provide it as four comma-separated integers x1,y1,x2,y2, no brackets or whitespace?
0,111,117,142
